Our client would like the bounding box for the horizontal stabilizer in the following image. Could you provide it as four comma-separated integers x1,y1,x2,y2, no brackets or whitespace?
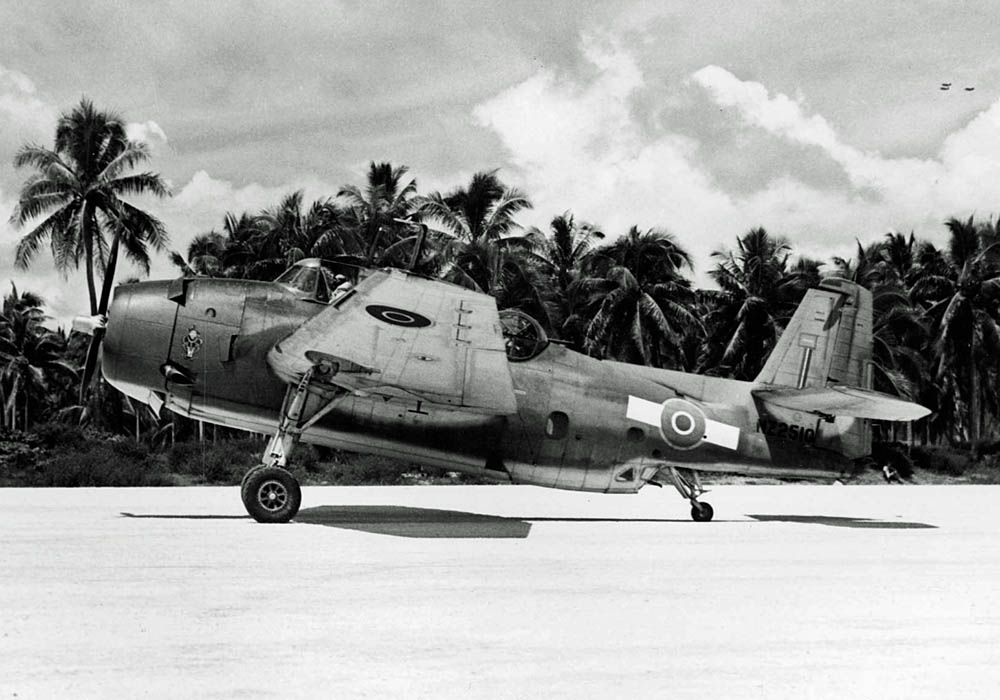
753,386,931,421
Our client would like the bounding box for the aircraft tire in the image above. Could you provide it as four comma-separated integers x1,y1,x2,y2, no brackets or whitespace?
691,502,714,522
242,466,301,524
240,464,267,492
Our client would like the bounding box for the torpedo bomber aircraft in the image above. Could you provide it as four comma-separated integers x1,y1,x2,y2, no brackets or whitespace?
88,256,930,523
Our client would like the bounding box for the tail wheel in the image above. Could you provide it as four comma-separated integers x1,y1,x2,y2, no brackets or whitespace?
691,502,714,522
242,466,301,523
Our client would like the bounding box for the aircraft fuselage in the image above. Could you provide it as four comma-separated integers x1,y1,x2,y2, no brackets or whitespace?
103,276,858,493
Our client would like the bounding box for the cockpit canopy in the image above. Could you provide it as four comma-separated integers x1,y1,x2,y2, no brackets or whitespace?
274,258,366,303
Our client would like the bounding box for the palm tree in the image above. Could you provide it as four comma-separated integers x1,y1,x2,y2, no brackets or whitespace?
445,235,559,329
0,285,76,430
918,216,1000,443
211,194,355,281
217,211,266,278
245,190,314,279
337,162,418,265
9,98,170,316
789,256,824,292
411,170,555,324
580,226,700,368
832,233,933,405
304,198,364,260
529,212,605,347
414,170,530,243
877,231,921,289
831,239,883,285
170,231,227,276
532,212,604,295
700,227,803,379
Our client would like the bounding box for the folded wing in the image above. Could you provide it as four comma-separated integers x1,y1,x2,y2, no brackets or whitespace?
267,269,517,414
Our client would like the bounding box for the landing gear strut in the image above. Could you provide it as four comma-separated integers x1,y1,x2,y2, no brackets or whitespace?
664,466,714,522
241,369,340,523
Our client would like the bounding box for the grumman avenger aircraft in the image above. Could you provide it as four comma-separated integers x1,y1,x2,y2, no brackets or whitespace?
84,256,930,523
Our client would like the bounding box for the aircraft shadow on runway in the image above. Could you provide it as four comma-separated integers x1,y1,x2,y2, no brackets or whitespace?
748,514,937,529
294,505,530,538
121,512,247,520
121,507,697,538
295,505,703,538
120,509,934,536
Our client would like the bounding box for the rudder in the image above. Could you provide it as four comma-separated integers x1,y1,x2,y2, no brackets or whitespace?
754,278,873,390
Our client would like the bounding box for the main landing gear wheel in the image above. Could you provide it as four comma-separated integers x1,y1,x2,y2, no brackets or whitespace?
241,466,301,523
691,502,714,522
240,463,266,490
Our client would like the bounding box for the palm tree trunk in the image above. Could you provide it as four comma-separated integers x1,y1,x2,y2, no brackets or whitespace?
970,359,980,445
5,376,19,430
82,202,99,315
98,231,122,315
365,219,382,266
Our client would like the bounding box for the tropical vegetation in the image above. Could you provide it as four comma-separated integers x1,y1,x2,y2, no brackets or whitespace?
7,98,1000,480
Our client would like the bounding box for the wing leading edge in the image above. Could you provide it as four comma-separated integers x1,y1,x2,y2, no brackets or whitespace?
267,269,518,414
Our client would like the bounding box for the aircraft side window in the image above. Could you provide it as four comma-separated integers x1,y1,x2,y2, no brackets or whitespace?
296,267,319,294
545,411,569,439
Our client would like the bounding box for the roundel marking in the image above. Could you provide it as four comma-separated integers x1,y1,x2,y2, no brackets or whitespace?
365,305,432,328
659,398,707,450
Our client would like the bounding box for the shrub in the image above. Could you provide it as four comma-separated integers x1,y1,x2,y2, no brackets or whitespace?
31,422,88,450
972,439,1000,459
166,439,262,484
909,445,974,476
38,439,172,487
0,431,43,478
322,453,408,485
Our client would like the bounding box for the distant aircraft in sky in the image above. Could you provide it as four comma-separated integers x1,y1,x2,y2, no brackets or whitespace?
939,82,977,93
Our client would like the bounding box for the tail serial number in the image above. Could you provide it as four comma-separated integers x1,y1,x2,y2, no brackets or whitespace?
757,419,817,444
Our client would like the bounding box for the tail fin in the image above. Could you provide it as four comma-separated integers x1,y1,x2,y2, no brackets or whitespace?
752,279,930,461
753,278,874,460
755,277,873,389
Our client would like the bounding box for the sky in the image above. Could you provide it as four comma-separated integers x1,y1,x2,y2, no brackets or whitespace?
3,0,1000,327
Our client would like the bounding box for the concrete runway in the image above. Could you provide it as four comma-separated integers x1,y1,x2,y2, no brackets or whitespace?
1,484,998,699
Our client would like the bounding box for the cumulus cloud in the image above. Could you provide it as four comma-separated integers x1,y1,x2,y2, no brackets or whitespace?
0,64,56,138
474,37,742,274
126,120,168,145
476,40,1000,280
691,65,1000,225
144,170,340,279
